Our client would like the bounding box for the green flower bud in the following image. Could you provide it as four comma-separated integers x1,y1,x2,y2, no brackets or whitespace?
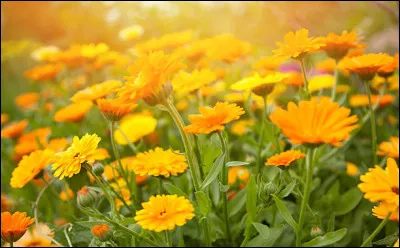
77,186,97,208
92,162,104,177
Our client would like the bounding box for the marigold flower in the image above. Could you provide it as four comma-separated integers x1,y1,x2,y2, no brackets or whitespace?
320,30,365,60
1,120,28,139
336,85,351,93
135,31,194,55
31,46,60,62
273,28,325,60
49,45,85,67
119,24,144,41
17,127,51,145
52,133,101,179
70,80,122,103
230,120,255,136
308,74,334,92
47,137,69,152
80,43,109,59
269,98,359,146
253,55,285,72
24,64,63,82
371,74,399,92
131,147,187,178
349,94,395,108
77,186,97,207
113,113,157,145
135,194,195,232
9,223,54,247
172,69,217,95
315,58,336,74
372,201,399,222
184,102,245,134
377,137,399,159
114,187,132,211
54,100,93,123
282,72,304,87
338,53,393,81
205,34,252,63
92,224,111,241
15,92,40,110
378,53,399,78
60,188,74,201
10,149,54,188
1,113,9,125
1,212,35,243
231,72,288,96
265,150,306,167
97,98,137,122
358,157,399,206
346,162,359,176
228,166,250,189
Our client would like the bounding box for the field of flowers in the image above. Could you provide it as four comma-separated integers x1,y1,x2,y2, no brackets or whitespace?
1,1,399,247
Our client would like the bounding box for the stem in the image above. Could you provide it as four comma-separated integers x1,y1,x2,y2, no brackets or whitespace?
296,148,315,247
364,81,378,165
165,230,172,247
256,96,267,175
158,177,163,195
360,212,391,247
201,220,211,247
10,241,13,248
115,124,138,154
164,98,202,192
331,61,338,101
217,132,233,247
63,225,73,247
300,58,309,99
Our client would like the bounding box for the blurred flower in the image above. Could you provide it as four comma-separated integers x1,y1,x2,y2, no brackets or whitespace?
49,45,85,67
346,162,359,176
394,239,399,247
282,72,304,87
228,166,250,189
14,127,52,157
54,100,93,123
377,137,399,159
114,188,132,211
114,113,157,145
119,24,144,41
345,48,365,58
31,46,60,62
373,201,399,222
335,85,351,93
4,222,54,247
135,31,194,55
70,80,122,103
47,137,69,152
97,98,137,122
349,94,395,108
184,102,245,134
172,69,217,95
54,218,68,227
103,156,135,181
200,80,226,97
15,92,40,110
52,133,101,179
1,194,13,212
269,98,359,146
92,51,131,70
24,64,63,82
92,224,111,241
273,28,325,60
320,30,365,60
176,39,210,62
1,212,35,243
371,74,399,92
265,150,306,167
230,120,255,136
315,58,336,74
231,72,288,96
253,55,285,72
60,188,74,201
307,74,334,93
224,92,246,103
1,113,9,125
80,43,109,59
135,194,195,232
205,34,252,63
378,53,399,78
1,120,28,139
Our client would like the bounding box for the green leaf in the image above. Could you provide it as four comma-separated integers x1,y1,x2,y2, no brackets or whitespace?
219,182,230,192
246,224,284,247
252,222,270,240
75,220,106,228
302,228,347,247
118,217,136,226
373,232,399,245
271,194,298,231
226,161,250,167
278,180,296,198
246,175,257,222
200,152,225,190
210,180,220,207
164,182,189,199
195,191,212,216
334,187,363,216
228,188,247,217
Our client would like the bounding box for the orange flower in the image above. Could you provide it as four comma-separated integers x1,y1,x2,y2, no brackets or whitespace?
253,56,285,72
47,137,69,152
96,98,137,122
377,137,399,159
171,69,217,95
70,80,122,103
282,72,304,87
372,201,399,222
265,150,306,167
228,166,250,189
349,94,395,108
1,212,35,243
184,102,245,134
54,101,93,122
15,92,39,110
9,222,55,247
1,120,28,139
13,128,52,157
269,98,359,146
320,30,365,60
1,113,9,125
24,64,63,82
60,189,74,201
315,58,336,73
230,120,255,136
205,34,252,63
49,45,85,67
346,162,359,176
378,53,399,78
92,224,110,241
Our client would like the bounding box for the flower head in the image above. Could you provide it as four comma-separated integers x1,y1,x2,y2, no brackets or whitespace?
70,80,122,103
1,212,35,243
135,194,195,232
184,102,245,134
172,69,217,95
378,53,399,78
228,166,250,189
113,113,157,145
132,147,187,178
253,56,285,72
31,46,60,62
54,100,93,123
231,72,288,96
265,150,306,167
282,72,304,87
8,222,54,247
320,30,365,60
1,194,13,212
1,120,28,139
52,133,101,179
1,113,9,125
308,74,334,93
80,43,109,59
349,94,395,108
24,64,63,82
372,201,399,222
269,98,359,146
377,137,399,159
230,120,255,136
15,92,39,110
346,162,359,177
119,25,144,41
205,34,252,63
60,188,74,201
92,224,111,241
97,98,137,122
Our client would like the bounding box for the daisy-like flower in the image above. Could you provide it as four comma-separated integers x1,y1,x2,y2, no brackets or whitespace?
47,137,69,152
378,53,399,78
372,201,399,222
24,64,63,82
272,28,325,60
52,133,101,179
377,137,399,159
230,120,255,136
184,102,245,134
358,158,398,206
118,51,185,106
1,212,35,243
70,80,122,103
253,55,285,72
135,194,195,232
10,149,54,188
228,166,250,189
1,120,28,139
320,30,365,60
205,34,252,63
97,98,137,122
171,69,217,95
1,113,9,125
338,53,394,81
265,150,306,167
231,72,288,96
119,24,144,41
48,45,85,68
15,92,39,110
372,74,399,92
17,127,51,145
307,74,334,93
54,100,93,123
349,94,395,108
131,147,188,178
7,222,54,247
315,58,337,74
346,162,359,177
113,113,157,145
269,98,359,146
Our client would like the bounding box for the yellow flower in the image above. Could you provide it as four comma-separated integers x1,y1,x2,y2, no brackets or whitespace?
394,239,399,247
1,113,9,125
320,30,365,60
378,53,399,78
205,34,252,63
1,212,35,243
253,55,285,72
135,194,195,232
132,147,187,178
104,156,135,181
52,133,101,179
97,98,137,122
80,43,109,59
92,51,131,70
184,102,245,134
119,24,144,41
54,100,93,123
176,39,210,61
70,80,122,103
231,72,288,96
114,188,132,211
266,150,306,167
135,31,194,55
113,113,157,145
346,162,359,176
230,120,255,136
228,166,250,189
377,137,399,159
171,69,217,95
273,28,325,60
358,158,398,205
372,201,399,222
49,44,85,67
269,98,359,146
31,46,60,62
371,74,399,92
118,51,185,106
15,92,39,110
315,58,336,73
308,74,334,92
1,119,28,139
349,94,395,108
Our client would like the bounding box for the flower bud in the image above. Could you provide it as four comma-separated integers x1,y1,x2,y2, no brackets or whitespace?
264,182,278,195
92,162,105,177
77,186,97,208
92,224,111,242
310,225,323,237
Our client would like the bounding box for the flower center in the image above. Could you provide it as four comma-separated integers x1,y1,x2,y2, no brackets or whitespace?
159,210,167,217
392,187,399,195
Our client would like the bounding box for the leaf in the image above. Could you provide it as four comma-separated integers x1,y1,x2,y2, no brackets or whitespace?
118,218,135,226
210,180,220,207
226,161,250,167
334,187,363,216
302,228,347,247
200,152,225,190
252,222,270,240
228,188,247,217
278,180,296,198
164,182,189,199
219,182,230,192
271,194,298,231
246,175,257,222
246,224,284,247
75,220,106,228
195,191,212,216
373,232,399,245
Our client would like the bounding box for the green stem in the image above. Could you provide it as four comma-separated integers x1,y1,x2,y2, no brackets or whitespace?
256,96,267,175
201,220,211,247
158,177,163,195
10,240,13,248
296,148,315,247
364,80,378,165
115,124,138,154
165,230,172,247
300,58,309,99
360,212,391,247
331,61,338,101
